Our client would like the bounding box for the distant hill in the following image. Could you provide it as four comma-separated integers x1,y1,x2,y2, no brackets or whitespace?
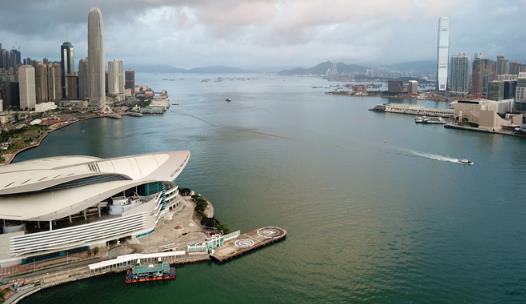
134,65,252,74
278,61,368,76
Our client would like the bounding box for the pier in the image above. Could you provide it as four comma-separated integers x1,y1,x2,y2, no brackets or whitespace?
370,104,454,118
211,226,287,263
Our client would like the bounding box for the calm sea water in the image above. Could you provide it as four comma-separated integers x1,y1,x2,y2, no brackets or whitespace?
18,74,526,304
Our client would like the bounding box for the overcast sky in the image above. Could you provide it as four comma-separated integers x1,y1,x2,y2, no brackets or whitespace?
0,0,525,69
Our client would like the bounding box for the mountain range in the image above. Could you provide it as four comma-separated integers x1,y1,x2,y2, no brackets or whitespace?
134,65,252,74
278,60,436,76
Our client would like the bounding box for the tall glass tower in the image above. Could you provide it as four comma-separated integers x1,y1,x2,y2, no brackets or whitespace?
88,7,106,108
436,17,449,92
60,42,74,98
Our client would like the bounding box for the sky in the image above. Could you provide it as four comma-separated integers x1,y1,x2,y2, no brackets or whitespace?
0,0,525,70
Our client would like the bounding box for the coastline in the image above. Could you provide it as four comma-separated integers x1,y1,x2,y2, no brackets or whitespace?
2,114,123,165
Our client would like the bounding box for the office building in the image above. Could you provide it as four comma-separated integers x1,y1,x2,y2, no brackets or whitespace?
108,59,124,101
488,81,504,101
1,82,19,110
88,8,106,108
436,17,449,92
449,53,469,95
388,80,404,94
78,58,89,99
60,42,75,98
125,69,135,94
0,151,190,265
18,65,36,110
496,56,509,76
503,80,517,100
515,73,526,113
509,62,525,75
408,80,418,95
471,57,496,98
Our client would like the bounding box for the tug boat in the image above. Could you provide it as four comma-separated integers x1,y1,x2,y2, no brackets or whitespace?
125,262,176,284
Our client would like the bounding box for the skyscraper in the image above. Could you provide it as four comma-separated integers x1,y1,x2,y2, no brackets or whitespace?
10,50,21,69
88,7,106,108
125,69,135,94
449,53,469,95
436,17,449,92
78,58,89,99
47,63,62,102
496,56,509,76
60,42,75,98
18,65,36,110
471,57,496,98
108,59,124,101
35,62,49,103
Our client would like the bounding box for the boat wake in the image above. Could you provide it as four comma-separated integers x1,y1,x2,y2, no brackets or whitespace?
407,150,462,164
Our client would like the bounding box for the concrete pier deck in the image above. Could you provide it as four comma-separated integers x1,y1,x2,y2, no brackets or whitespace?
211,226,287,263
370,104,454,118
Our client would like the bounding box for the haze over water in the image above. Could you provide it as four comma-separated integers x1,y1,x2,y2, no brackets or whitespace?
18,74,526,304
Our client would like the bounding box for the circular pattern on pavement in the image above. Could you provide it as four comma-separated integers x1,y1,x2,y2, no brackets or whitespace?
234,239,255,248
257,227,286,239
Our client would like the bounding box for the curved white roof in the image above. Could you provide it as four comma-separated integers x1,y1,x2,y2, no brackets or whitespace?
0,151,190,221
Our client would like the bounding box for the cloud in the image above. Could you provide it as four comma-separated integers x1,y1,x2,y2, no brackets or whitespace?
0,0,525,68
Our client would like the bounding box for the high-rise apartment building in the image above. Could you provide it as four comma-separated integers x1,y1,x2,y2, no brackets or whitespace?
35,62,49,103
88,8,106,108
66,75,79,100
449,53,469,95
471,57,496,98
436,17,449,92
18,65,36,110
496,56,509,76
60,42,74,98
47,63,62,102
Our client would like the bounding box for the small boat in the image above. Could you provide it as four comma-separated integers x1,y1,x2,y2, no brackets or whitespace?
415,116,424,123
171,103,179,106
458,159,474,165
125,262,176,284
225,98,231,103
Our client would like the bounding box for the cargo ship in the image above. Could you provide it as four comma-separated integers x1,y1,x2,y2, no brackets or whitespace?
125,262,176,283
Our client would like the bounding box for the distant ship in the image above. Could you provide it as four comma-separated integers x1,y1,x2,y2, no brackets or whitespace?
225,98,231,103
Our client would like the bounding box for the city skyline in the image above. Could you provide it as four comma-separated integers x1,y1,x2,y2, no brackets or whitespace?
0,0,525,69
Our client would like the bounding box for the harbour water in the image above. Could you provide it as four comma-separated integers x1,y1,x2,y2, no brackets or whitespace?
18,74,526,304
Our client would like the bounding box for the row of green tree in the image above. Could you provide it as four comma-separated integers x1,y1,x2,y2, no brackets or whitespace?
191,194,229,234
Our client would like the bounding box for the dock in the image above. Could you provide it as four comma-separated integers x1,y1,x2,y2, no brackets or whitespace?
210,226,287,263
370,104,454,118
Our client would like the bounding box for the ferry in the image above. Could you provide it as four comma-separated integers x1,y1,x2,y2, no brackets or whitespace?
125,262,176,284
415,116,445,124
458,159,474,166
